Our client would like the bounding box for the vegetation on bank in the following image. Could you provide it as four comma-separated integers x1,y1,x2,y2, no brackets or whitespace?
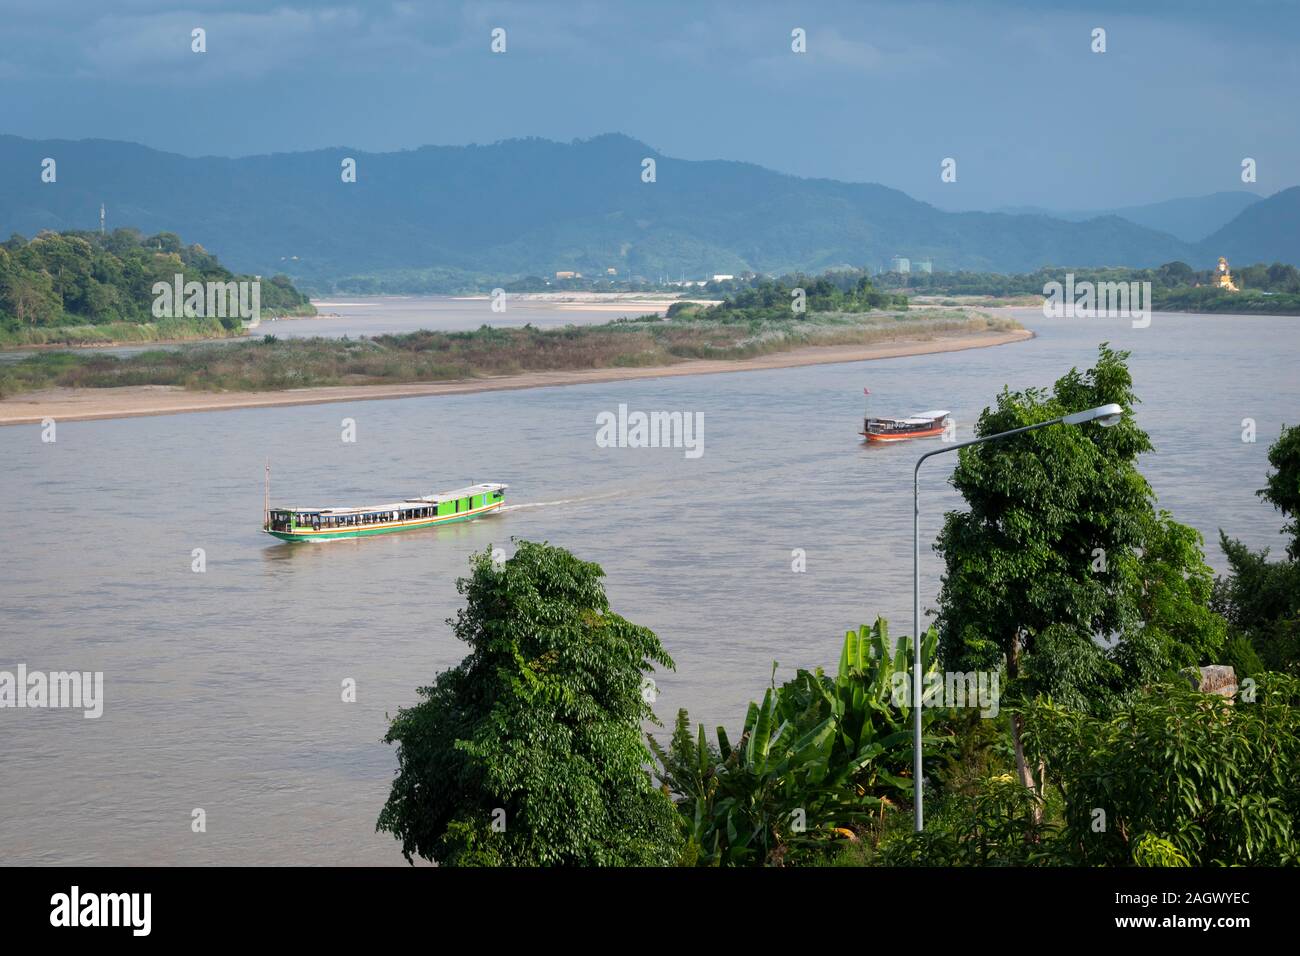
667,274,908,322
0,316,247,348
0,309,1018,398
378,352,1300,867
313,267,908,305
873,261,1300,314
0,229,315,342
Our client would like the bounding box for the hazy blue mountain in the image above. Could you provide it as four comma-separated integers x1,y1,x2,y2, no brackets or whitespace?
0,133,1279,288
1197,187,1300,267
998,192,1261,243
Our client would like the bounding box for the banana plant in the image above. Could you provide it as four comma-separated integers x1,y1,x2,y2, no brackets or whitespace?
651,618,952,865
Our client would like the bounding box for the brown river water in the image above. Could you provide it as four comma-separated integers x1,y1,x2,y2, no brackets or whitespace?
1,302,1296,864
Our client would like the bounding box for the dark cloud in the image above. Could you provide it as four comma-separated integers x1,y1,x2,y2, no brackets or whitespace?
1,0,1296,209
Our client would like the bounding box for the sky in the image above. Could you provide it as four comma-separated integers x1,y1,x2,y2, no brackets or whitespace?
2,0,1297,211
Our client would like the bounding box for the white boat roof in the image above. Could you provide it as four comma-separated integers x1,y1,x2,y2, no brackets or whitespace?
869,411,950,425
274,483,507,515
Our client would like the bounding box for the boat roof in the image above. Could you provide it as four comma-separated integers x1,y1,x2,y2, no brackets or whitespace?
273,483,507,515
868,410,951,425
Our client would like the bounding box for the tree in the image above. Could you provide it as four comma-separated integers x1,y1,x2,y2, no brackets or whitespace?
2,269,61,326
934,345,1225,805
1259,424,1300,560
1021,675,1300,866
1212,425,1300,674
1156,260,1194,287
376,540,682,866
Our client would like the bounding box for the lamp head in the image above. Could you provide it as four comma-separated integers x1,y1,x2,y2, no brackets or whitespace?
1063,403,1124,427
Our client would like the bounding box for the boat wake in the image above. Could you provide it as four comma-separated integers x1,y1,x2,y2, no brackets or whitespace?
499,490,622,513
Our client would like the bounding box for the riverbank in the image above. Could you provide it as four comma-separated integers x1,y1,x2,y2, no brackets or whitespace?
0,326,1031,425
0,317,247,349
0,309,318,349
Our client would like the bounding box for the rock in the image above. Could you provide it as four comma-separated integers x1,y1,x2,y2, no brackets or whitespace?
1183,665,1237,698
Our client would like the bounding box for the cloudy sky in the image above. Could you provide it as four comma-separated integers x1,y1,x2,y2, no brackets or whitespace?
3,0,1296,210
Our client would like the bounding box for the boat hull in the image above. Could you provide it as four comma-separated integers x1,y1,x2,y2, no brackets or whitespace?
863,425,945,443
264,500,505,542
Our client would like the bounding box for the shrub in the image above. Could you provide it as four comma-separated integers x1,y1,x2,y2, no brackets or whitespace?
376,541,682,866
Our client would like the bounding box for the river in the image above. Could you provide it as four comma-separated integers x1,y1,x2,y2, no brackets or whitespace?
0,306,1295,864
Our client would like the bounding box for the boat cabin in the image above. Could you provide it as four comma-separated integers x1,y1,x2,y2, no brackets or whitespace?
863,410,951,441
266,483,506,533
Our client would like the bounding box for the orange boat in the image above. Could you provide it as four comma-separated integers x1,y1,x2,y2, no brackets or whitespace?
862,410,950,443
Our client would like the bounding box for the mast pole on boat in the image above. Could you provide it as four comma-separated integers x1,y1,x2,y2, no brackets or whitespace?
264,459,270,530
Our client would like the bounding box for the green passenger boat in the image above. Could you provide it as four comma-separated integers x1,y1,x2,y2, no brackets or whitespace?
264,482,508,542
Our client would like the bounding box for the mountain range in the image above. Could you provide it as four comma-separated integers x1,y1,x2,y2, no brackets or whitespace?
995,192,1262,244
1,133,1295,289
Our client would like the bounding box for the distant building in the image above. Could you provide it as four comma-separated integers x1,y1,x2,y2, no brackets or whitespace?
606,267,617,275
555,271,579,280
890,256,911,274
711,274,735,282
917,258,933,274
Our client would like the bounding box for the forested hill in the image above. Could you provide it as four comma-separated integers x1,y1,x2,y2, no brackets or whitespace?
0,132,1255,290
0,228,312,330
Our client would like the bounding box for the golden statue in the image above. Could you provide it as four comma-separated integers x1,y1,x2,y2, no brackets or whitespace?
1213,256,1239,292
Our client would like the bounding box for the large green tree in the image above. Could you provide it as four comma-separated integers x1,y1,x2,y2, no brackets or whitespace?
1212,424,1300,673
934,345,1225,801
1259,423,1300,560
377,540,682,866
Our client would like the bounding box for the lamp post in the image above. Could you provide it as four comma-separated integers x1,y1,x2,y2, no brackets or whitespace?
910,403,1123,832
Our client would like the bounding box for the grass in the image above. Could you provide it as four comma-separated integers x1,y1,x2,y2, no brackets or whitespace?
0,317,246,348
0,309,1021,399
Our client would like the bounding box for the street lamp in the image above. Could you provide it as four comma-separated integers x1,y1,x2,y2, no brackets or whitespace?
910,403,1123,832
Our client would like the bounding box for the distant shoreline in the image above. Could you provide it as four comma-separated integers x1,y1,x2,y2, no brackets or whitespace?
0,328,1032,426
0,294,703,351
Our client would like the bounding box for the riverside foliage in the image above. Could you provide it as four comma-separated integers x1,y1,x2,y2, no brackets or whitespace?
649,620,950,866
376,541,682,866
879,262,1300,314
667,274,907,322
0,228,313,341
